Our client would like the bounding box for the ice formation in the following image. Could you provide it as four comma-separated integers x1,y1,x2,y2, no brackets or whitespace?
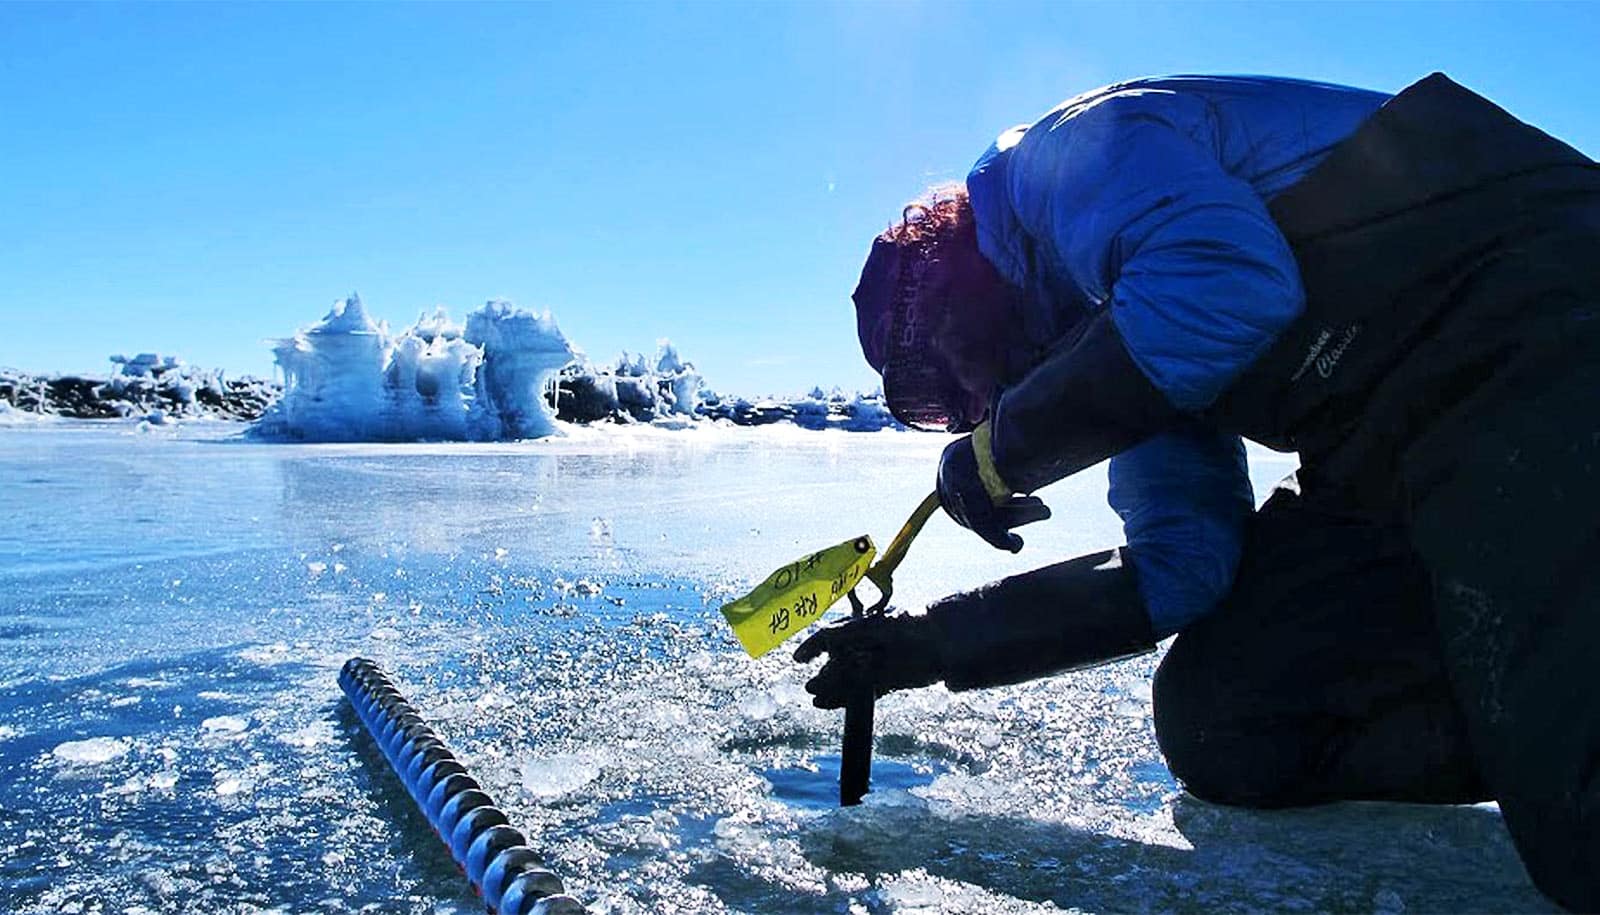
0,355,273,421
252,294,576,442
551,341,710,424
1,294,902,435
652,342,703,416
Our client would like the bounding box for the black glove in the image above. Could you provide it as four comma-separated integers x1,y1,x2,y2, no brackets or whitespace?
794,549,1156,704
793,612,943,710
937,432,1050,553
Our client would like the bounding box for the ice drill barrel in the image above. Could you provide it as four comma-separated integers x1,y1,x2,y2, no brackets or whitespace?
840,691,874,806
839,592,875,807
338,657,586,915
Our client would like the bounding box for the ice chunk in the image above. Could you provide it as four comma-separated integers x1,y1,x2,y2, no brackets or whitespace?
110,352,180,379
519,754,601,799
213,771,250,796
1374,888,1407,913
654,340,703,415
52,737,131,766
737,691,778,721
842,391,897,431
279,722,334,749
200,716,249,736
552,577,603,597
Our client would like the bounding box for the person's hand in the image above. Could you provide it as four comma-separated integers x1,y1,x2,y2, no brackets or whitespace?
793,612,943,710
937,424,1050,553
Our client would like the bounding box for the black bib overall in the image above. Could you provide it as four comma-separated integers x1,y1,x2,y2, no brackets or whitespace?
1153,74,1600,911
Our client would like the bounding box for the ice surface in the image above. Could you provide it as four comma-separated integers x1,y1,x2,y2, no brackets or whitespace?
0,425,1556,914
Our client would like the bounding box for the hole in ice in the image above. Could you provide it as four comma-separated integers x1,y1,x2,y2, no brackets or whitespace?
763,754,948,811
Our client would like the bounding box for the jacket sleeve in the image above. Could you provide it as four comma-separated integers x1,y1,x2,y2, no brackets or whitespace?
988,92,1305,493
1108,429,1254,638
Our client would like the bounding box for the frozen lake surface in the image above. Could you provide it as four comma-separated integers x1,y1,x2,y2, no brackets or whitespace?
0,422,1551,913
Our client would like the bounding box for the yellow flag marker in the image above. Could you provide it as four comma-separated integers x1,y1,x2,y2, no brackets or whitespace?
719,536,877,658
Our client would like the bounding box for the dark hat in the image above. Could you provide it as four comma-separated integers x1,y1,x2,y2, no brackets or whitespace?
851,237,971,432
852,238,904,375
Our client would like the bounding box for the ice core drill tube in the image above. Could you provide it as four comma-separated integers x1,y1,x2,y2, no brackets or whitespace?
339,657,587,915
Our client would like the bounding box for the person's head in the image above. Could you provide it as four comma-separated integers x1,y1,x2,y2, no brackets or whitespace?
853,184,1017,433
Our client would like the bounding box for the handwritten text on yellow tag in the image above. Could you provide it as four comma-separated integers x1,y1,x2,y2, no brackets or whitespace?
719,536,876,658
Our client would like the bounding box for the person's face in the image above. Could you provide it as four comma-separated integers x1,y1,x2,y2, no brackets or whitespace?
922,237,1013,426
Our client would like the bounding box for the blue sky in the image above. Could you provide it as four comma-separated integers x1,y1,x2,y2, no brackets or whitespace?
2,2,1596,396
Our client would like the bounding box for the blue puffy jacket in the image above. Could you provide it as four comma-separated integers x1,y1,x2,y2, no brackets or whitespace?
966,76,1389,636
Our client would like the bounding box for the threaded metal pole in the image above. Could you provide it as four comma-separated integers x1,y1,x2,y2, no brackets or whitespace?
339,657,587,915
